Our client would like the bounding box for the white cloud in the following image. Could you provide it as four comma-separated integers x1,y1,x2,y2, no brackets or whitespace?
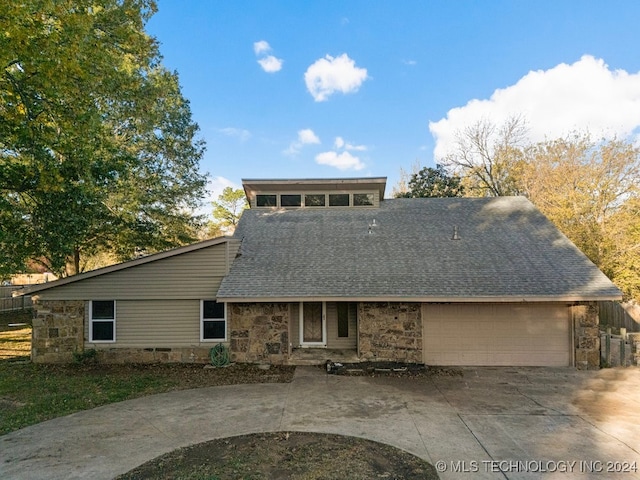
284,128,321,155
208,176,240,200
257,55,283,73
298,129,320,145
429,55,640,160
253,40,271,55
403,59,417,66
253,40,283,73
218,127,251,142
315,151,365,170
304,53,369,102
334,136,367,151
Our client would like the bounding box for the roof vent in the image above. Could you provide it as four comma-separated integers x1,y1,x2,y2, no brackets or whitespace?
452,226,460,240
368,218,378,234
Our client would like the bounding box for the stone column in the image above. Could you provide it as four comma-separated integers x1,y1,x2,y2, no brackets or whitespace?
628,333,640,367
357,302,422,363
572,302,600,370
228,303,290,364
31,299,85,363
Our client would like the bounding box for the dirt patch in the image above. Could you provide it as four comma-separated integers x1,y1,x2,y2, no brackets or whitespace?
17,362,296,387
116,431,439,480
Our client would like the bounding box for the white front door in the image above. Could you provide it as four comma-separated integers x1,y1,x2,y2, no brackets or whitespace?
299,302,327,347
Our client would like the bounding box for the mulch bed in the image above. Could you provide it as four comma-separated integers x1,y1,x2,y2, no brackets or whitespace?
325,360,463,378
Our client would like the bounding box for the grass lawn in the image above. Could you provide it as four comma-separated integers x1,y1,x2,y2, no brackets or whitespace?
0,310,294,436
0,310,31,361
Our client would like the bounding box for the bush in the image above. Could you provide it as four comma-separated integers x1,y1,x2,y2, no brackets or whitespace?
73,348,97,364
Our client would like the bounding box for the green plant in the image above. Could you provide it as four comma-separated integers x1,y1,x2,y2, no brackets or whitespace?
73,348,98,364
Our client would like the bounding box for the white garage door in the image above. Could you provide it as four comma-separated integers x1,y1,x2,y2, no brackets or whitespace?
423,304,571,366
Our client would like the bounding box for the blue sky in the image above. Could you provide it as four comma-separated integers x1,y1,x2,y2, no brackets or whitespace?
145,1,640,205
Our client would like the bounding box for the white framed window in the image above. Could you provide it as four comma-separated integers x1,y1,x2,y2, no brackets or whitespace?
90,300,116,342
328,193,350,207
201,300,227,341
280,194,302,207
304,193,325,207
353,193,374,206
256,194,277,207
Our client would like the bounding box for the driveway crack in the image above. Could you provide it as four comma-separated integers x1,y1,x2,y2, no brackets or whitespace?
577,414,640,456
278,373,293,431
432,379,509,480
514,386,563,415
405,400,434,464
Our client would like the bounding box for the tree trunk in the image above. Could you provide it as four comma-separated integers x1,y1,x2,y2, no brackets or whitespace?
73,248,80,276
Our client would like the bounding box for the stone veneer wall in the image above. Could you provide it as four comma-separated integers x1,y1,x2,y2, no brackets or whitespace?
32,299,84,363
228,303,290,364
358,302,422,363
572,302,600,370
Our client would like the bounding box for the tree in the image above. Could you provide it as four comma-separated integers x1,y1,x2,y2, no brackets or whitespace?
606,195,640,301
440,115,528,196
0,0,207,277
207,187,248,236
522,134,640,300
395,165,464,198
390,159,421,197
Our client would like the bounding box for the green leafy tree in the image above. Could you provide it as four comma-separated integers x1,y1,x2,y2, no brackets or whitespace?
395,164,464,198
0,0,207,277
207,187,248,236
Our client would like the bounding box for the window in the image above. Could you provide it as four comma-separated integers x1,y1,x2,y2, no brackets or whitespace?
90,300,115,342
256,194,277,207
280,194,302,207
201,300,226,341
353,193,374,206
329,193,350,206
304,193,325,207
337,303,349,337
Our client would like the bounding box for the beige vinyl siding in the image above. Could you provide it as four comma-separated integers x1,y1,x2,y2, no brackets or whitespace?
290,302,300,347
326,302,357,349
85,300,205,347
372,190,380,207
423,303,571,366
37,242,236,301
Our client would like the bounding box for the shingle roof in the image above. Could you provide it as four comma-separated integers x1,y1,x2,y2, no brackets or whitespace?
216,197,622,301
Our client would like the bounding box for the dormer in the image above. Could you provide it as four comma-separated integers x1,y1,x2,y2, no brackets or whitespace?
242,177,387,209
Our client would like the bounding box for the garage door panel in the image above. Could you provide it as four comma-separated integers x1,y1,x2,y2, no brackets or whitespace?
423,304,570,366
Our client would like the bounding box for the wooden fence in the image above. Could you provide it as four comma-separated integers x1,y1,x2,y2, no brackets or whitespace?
0,286,32,312
598,301,640,333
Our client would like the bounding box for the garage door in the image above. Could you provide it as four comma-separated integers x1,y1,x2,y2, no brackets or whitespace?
423,304,571,366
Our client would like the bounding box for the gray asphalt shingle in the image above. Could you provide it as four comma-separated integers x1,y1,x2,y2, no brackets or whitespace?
216,196,622,300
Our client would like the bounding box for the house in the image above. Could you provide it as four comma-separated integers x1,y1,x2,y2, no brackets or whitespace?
25,177,622,369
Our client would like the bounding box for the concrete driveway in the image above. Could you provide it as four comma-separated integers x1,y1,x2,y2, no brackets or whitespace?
1,366,639,480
